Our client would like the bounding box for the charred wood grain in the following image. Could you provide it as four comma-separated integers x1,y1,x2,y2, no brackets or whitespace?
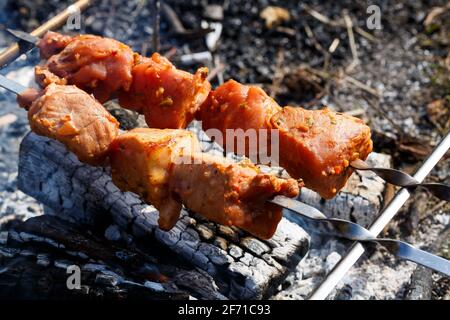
17,132,310,299
0,216,193,300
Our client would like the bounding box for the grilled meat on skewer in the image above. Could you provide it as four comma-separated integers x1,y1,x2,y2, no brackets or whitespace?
109,128,300,238
18,83,120,165
37,33,211,129
118,53,211,129
17,85,299,238
36,33,134,103
36,31,373,199
200,80,373,198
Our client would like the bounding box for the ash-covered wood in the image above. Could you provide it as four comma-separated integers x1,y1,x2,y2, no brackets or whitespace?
0,215,204,300
17,132,310,299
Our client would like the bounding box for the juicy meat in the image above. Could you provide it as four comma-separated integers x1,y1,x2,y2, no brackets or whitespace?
199,80,372,199
17,88,43,109
109,128,201,230
37,32,134,102
271,106,373,198
199,79,281,159
109,128,299,238
26,84,119,165
118,53,211,129
38,31,73,59
170,154,299,239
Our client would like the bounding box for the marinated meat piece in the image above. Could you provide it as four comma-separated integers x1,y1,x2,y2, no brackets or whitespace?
37,33,134,102
109,128,201,230
118,53,211,129
26,84,119,165
17,88,43,109
170,154,300,239
199,79,281,159
271,106,373,198
38,31,73,59
109,128,299,238
35,65,67,88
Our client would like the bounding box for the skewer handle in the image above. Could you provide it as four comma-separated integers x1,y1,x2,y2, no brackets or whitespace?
0,0,91,68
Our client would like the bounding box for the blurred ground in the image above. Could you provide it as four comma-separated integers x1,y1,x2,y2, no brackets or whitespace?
0,0,449,299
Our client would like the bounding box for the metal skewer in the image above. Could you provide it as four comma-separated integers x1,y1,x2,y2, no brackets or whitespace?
0,0,91,69
351,159,450,201
309,130,450,300
8,28,449,203
272,195,450,277
2,72,449,277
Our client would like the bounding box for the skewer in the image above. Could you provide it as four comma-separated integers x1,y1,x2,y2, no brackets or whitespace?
0,0,91,68
271,196,450,277
310,130,450,300
350,159,450,201
7,29,449,202
0,74,27,95
2,76,449,276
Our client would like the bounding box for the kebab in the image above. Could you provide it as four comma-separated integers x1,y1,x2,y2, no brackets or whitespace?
16,31,449,201
10,81,300,239
33,31,372,199
2,36,450,275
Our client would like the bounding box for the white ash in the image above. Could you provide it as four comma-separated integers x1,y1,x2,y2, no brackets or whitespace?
0,65,43,230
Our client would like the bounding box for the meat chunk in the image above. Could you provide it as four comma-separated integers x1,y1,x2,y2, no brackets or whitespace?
27,84,119,165
38,31,73,59
17,88,43,109
118,53,211,129
199,79,281,160
271,106,373,198
170,155,299,239
109,128,299,238
37,33,134,102
199,80,372,199
109,128,201,230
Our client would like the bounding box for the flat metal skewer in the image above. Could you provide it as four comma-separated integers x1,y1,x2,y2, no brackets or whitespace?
0,74,27,95
272,195,450,276
309,130,450,300
351,159,450,201
0,0,91,69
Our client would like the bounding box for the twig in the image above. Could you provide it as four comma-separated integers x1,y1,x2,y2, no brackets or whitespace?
303,4,379,43
424,2,450,26
269,49,286,98
303,4,341,27
429,200,447,214
303,22,326,54
343,10,359,73
354,26,379,43
206,60,225,82
328,38,340,53
344,75,379,97
152,0,161,52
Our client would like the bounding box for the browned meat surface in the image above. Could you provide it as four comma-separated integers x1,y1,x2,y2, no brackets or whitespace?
118,53,211,129
199,79,281,159
26,83,119,165
38,31,74,59
16,88,43,109
109,128,201,230
109,128,299,238
37,32,134,102
271,106,373,198
199,80,373,198
170,154,299,239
